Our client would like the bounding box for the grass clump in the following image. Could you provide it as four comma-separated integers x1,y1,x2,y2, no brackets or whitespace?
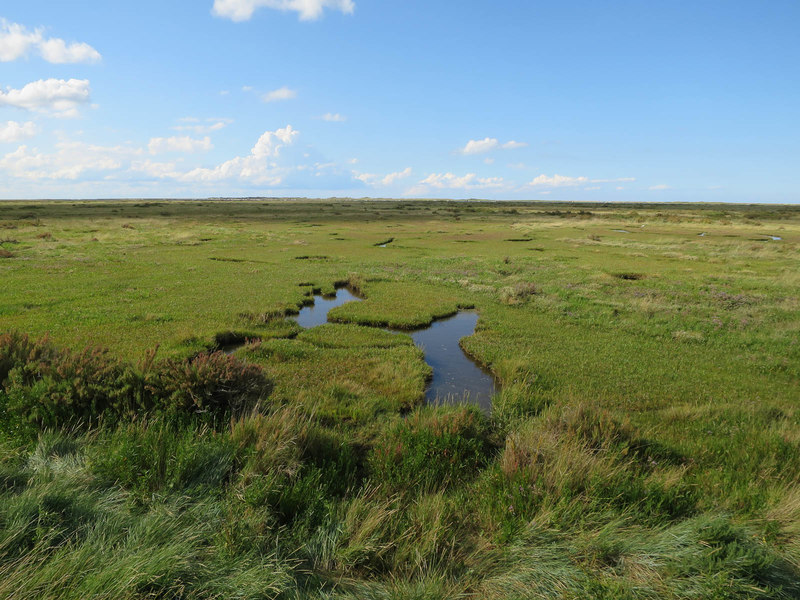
371,406,495,492
499,282,540,305
494,404,695,528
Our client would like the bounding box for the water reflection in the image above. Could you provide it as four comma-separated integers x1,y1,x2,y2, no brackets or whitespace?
295,288,496,409
402,312,495,411
293,287,361,329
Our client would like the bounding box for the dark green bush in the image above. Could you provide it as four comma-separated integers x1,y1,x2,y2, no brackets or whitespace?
0,331,60,385
145,351,269,417
0,331,271,426
3,340,134,427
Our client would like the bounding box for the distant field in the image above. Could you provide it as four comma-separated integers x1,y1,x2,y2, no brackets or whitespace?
1,199,799,598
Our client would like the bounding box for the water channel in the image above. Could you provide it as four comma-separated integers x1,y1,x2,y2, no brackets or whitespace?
292,288,496,410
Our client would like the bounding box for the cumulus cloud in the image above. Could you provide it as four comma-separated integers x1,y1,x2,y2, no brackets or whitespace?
649,184,671,191
320,112,346,122
0,142,140,180
0,19,100,64
423,172,504,189
148,136,213,154
461,138,499,155
0,79,91,118
528,174,589,187
0,121,37,143
406,173,505,196
356,167,412,186
38,38,101,64
460,137,527,155
381,167,412,185
212,0,355,22
179,125,299,184
262,86,297,102
130,159,181,179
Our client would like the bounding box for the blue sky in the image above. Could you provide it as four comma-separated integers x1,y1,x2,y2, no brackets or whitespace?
0,0,798,202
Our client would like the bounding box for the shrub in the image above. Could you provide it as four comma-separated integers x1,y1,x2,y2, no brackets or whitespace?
146,351,269,417
3,339,134,427
0,331,59,385
0,332,271,426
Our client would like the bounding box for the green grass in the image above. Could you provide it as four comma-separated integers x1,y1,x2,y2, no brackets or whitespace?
0,198,799,598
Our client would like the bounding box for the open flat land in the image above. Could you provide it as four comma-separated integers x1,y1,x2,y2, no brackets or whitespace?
1,199,799,598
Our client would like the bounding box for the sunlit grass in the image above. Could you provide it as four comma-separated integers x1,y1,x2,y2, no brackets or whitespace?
0,198,799,597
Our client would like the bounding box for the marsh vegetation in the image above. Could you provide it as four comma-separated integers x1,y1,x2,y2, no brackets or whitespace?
0,199,799,598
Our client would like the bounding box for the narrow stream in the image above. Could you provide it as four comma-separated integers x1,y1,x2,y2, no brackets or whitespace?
293,287,361,328
401,312,496,411
293,288,496,409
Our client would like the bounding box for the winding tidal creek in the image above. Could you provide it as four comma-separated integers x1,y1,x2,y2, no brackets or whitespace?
293,288,496,410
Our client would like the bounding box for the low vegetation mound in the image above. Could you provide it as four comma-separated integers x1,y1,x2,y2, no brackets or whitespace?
297,323,412,349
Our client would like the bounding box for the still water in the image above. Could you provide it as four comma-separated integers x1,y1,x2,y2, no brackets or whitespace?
293,287,362,329
294,288,496,409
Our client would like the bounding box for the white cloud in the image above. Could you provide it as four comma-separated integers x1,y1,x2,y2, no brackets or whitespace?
0,20,39,61
381,167,412,185
0,78,91,118
242,85,254,92
320,112,346,122
212,0,355,22
172,118,232,134
460,137,528,155
0,121,37,143
591,177,636,183
180,125,299,183
262,86,297,102
461,138,499,155
0,19,100,64
649,184,671,191
130,159,181,179
528,174,588,187
483,157,495,165
0,142,140,180
38,38,101,64
148,136,213,154
355,167,413,186
416,172,505,190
